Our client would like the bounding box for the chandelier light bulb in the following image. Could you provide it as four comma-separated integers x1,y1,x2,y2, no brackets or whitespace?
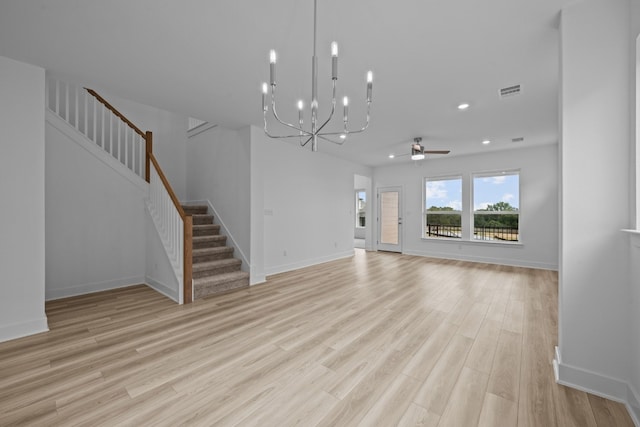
343,96,349,122
269,50,277,85
331,42,339,80
262,83,268,111
298,100,304,123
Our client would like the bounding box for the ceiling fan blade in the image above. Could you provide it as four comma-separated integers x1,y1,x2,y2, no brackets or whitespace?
424,150,450,154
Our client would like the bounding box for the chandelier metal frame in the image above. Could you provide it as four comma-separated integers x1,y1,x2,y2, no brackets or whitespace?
261,0,373,152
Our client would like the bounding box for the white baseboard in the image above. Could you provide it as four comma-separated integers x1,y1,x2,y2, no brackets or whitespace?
145,276,179,302
402,248,558,270
554,346,639,426
45,275,146,301
0,316,49,343
265,250,354,277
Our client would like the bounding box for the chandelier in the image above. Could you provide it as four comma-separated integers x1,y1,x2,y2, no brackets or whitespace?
261,0,373,152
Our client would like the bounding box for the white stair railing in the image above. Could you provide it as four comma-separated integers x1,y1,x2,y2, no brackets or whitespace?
147,151,193,304
46,77,146,180
148,160,185,301
46,78,193,303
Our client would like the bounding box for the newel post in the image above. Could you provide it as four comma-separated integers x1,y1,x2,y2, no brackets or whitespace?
145,131,153,183
184,215,193,304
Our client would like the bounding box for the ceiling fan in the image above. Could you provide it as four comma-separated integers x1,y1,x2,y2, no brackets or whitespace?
396,137,450,160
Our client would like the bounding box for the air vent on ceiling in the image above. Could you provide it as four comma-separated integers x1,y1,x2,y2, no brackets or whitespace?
500,84,521,99
511,136,524,143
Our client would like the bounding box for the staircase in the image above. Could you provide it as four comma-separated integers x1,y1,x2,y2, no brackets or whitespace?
46,77,250,303
183,205,250,298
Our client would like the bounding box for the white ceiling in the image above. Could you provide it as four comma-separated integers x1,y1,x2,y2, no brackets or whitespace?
0,0,574,167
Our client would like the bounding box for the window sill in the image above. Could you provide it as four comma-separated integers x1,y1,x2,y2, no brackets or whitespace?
420,237,523,247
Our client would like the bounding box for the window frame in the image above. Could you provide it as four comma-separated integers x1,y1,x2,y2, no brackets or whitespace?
355,189,366,228
471,170,521,243
423,175,463,240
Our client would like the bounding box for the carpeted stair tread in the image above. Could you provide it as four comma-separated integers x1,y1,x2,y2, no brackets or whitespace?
193,271,250,298
193,224,221,236
191,258,242,280
193,235,227,248
192,258,241,274
193,246,233,255
182,205,208,215
193,270,249,286
192,246,234,263
191,214,214,225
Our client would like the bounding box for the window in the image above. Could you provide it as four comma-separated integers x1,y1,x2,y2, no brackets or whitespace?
473,171,520,242
424,177,462,239
355,190,366,228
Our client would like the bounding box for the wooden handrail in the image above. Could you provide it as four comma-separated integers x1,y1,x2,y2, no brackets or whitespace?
148,152,187,219
85,87,193,304
85,88,146,138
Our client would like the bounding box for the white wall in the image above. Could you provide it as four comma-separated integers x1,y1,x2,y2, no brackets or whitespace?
250,127,266,284
0,56,48,342
557,0,634,412
251,128,372,277
373,144,559,269
96,89,188,200
186,125,251,273
45,113,147,299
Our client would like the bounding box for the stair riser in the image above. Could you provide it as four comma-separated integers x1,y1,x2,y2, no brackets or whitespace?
192,251,234,263
194,278,249,299
192,264,242,279
193,226,220,237
192,215,214,225
193,238,227,249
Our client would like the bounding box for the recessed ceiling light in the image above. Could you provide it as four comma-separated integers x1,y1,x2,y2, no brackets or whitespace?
388,154,395,159
457,103,470,110
339,134,347,140
482,139,491,145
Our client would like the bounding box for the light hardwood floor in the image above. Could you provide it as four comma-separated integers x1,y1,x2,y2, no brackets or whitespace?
0,250,635,426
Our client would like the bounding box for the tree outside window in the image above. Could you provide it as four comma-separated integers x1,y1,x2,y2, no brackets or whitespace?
473,172,520,242
424,177,462,239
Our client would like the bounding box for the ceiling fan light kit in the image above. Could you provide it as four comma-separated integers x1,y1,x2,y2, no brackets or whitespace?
411,141,426,160
261,0,373,152
391,137,451,161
